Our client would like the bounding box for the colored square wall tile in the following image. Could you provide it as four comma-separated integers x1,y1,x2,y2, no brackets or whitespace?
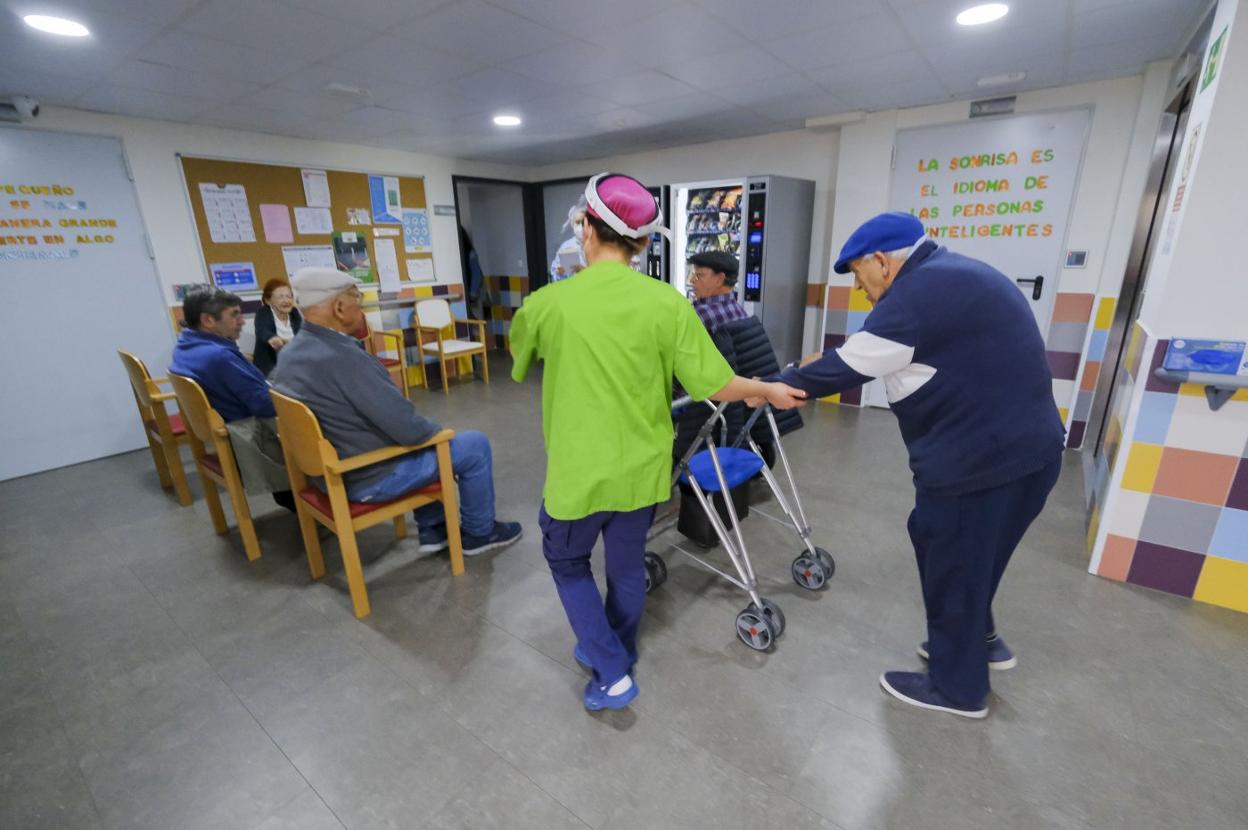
848,289,873,312
1047,321,1089,354
1193,555,1248,613
1107,489,1151,538
1133,392,1178,444
1228,460,1248,510
1095,297,1116,329
807,283,827,307
1121,443,1163,492
1079,363,1100,393
1052,378,1076,411
824,310,849,336
1138,495,1222,554
1098,534,1136,581
846,310,869,334
1074,389,1094,421
1165,395,1248,457
1127,541,1205,597
1087,329,1109,360
841,386,862,406
1058,407,1069,423
823,333,846,351
1143,340,1176,393
825,286,851,310
1153,447,1239,505
1209,508,1248,563
1124,325,1146,380
1052,292,1094,323
1047,351,1081,381
1066,420,1087,449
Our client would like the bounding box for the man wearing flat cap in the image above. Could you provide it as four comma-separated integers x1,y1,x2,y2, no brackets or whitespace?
272,267,521,557
687,250,748,333
772,211,1064,719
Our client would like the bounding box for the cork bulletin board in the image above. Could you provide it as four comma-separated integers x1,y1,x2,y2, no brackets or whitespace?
178,155,433,294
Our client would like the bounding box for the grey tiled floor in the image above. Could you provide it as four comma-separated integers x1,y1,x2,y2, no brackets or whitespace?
3,364,1247,830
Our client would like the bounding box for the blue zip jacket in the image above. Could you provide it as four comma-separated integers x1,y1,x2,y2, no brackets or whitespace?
169,329,275,422
778,240,1064,495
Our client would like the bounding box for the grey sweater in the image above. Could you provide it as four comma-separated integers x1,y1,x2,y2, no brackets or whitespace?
270,322,440,492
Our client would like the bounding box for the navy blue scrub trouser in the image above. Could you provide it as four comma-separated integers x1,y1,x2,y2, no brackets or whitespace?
908,457,1061,706
539,502,658,686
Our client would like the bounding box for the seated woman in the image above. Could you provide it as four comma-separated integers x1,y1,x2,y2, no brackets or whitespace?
252,278,302,376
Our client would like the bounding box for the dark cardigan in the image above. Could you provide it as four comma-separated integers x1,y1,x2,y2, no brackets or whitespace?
252,304,302,377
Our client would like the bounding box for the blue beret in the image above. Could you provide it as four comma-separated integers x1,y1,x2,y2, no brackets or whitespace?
833,212,927,274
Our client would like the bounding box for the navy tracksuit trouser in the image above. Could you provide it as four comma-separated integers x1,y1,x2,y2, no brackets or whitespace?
908,457,1061,706
539,502,657,687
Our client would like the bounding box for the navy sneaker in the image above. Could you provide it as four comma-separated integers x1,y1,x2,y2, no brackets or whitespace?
917,634,1017,671
879,671,987,719
461,521,522,556
417,524,449,554
573,643,592,672
584,676,638,711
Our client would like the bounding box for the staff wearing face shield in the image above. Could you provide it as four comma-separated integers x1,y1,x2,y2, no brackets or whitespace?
768,211,1065,719
550,202,588,283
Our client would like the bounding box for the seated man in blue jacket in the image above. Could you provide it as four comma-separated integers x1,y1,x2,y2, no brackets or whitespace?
170,288,294,510
768,212,1065,719
271,268,521,557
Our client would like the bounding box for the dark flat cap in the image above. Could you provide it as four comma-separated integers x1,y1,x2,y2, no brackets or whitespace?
687,250,739,279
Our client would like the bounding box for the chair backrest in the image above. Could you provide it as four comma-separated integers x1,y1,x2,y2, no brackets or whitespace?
414,299,452,330
269,389,332,476
168,374,226,447
118,350,158,418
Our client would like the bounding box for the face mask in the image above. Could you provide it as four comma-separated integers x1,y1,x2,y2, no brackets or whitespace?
573,218,584,244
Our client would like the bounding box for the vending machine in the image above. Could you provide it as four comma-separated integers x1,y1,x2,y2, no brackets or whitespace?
673,175,815,366
645,184,670,282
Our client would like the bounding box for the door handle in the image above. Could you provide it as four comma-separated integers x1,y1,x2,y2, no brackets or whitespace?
1015,275,1044,301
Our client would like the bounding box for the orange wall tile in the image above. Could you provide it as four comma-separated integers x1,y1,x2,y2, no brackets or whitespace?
1153,447,1240,505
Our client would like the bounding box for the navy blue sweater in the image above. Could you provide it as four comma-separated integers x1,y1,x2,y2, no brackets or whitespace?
779,241,1064,495
169,329,275,422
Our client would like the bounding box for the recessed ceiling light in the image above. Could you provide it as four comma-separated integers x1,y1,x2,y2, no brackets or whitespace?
23,14,90,37
977,71,1026,87
956,3,1009,26
492,114,522,127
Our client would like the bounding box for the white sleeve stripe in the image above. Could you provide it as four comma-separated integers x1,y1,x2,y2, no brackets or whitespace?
834,331,916,378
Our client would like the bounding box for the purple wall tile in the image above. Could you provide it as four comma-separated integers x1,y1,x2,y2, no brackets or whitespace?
841,386,863,406
1047,351,1081,380
1228,459,1248,511
1066,420,1087,449
1144,339,1177,393
1126,541,1205,597
823,333,846,351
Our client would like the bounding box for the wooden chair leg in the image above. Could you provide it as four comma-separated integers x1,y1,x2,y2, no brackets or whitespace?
146,432,174,489
393,514,407,540
201,472,228,535
440,354,449,394
437,443,464,577
479,350,489,384
338,528,372,618
295,503,326,580
164,441,193,506
227,478,261,562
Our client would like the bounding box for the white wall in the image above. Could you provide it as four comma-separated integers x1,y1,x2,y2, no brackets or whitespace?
531,129,841,287
23,106,527,303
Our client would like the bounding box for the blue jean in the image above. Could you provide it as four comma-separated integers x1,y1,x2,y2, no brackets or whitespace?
539,502,657,686
347,431,495,538
909,457,1061,706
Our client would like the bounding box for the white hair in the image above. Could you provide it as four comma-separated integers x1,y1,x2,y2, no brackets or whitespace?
563,200,587,233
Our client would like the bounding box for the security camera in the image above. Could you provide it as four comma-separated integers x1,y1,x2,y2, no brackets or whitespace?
0,95,40,122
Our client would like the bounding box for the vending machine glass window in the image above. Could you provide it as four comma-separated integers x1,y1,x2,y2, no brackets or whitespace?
673,179,744,297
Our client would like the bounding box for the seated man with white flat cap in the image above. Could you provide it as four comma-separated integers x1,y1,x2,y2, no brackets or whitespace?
270,267,522,557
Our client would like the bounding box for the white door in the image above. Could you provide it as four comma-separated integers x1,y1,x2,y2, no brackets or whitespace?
0,127,173,480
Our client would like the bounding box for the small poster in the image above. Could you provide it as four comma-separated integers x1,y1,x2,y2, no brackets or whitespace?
333,231,373,282
294,206,333,235
199,183,255,243
209,261,258,292
347,207,371,225
259,204,293,243
369,174,402,223
374,227,400,237
281,244,336,280
301,169,331,208
407,257,435,283
402,208,431,253
1201,26,1228,92
374,239,401,292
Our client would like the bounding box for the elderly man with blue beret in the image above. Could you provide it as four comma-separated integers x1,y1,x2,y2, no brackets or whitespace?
771,211,1065,718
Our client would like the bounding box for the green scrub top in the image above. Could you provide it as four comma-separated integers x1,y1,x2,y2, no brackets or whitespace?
511,261,735,520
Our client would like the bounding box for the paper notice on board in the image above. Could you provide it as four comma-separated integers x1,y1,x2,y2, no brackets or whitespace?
407,257,435,283
369,174,402,223
281,245,336,279
301,169,331,208
294,206,333,235
347,207,371,225
375,239,402,292
374,227,400,237
401,208,431,252
259,204,294,243
199,183,255,243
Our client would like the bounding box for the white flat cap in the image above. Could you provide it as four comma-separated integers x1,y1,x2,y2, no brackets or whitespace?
290,266,356,307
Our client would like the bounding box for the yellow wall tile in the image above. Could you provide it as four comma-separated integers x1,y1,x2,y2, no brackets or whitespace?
819,393,841,403
1059,407,1069,423
1086,503,1101,551
1193,556,1248,614
1121,443,1164,492
1095,297,1116,329
848,290,873,312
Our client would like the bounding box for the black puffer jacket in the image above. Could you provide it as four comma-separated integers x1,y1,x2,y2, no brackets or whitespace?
674,315,803,460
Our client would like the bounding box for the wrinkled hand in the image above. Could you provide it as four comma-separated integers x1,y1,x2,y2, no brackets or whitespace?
268,336,285,350
761,382,808,410
555,265,566,275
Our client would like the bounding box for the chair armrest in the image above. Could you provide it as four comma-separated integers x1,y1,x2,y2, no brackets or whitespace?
151,391,176,403
414,325,445,336
151,376,172,385
373,329,403,347
452,318,487,326
324,429,456,473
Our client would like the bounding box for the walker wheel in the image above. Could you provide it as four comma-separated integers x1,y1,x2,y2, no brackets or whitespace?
644,552,667,594
813,547,836,579
759,598,785,637
735,605,777,652
791,555,827,591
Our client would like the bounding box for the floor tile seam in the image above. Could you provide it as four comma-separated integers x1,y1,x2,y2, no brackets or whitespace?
125,561,354,830
423,754,596,830
45,669,112,830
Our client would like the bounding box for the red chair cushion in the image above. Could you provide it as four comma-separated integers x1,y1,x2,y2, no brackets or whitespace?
168,413,186,435
298,482,441,518
200,453,223,477
376,357,402,367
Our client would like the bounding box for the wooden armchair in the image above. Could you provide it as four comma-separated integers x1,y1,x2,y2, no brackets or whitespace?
269,389,464,619
412,298,489,394
118,350,192,506
364,327,410,398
